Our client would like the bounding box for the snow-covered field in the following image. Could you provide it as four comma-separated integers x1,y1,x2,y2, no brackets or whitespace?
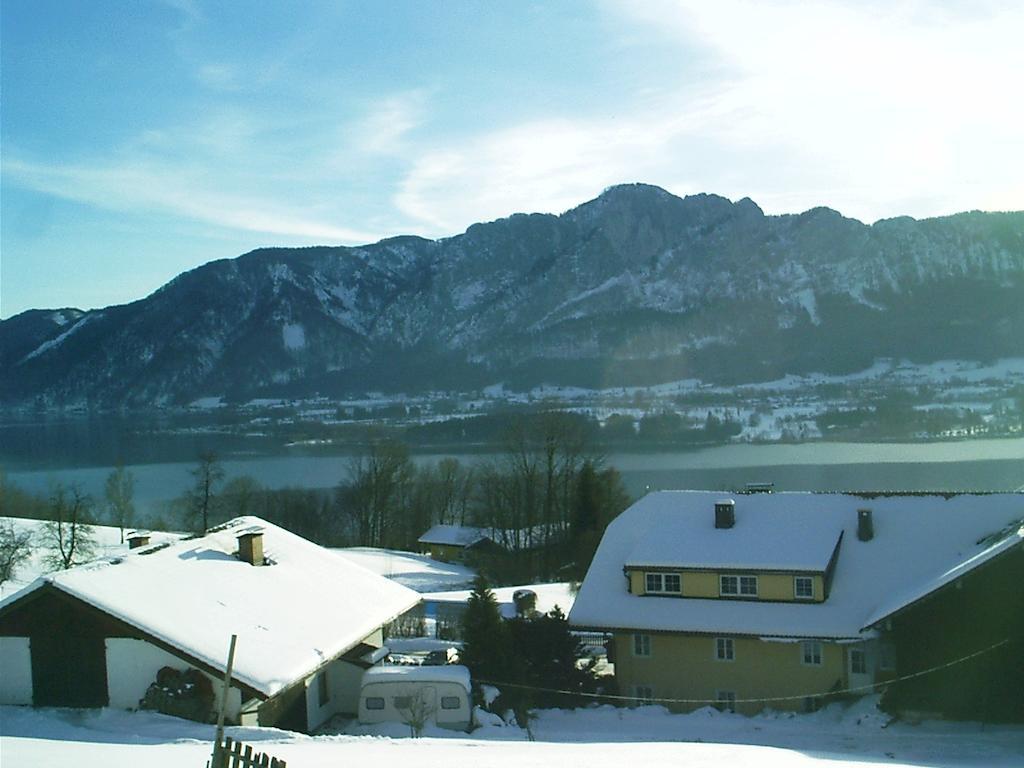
3,696,1022,768
333,547,476,592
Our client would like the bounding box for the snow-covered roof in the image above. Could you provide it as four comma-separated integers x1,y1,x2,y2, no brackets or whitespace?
625,501,841,572
0,517,421,697
569,491,1024,640
361,664,472,693
417,525,492,548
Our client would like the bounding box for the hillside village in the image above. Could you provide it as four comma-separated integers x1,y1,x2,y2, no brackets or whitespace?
2,489,1022,766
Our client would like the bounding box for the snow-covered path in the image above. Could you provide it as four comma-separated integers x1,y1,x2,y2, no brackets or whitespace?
2,699,1022,768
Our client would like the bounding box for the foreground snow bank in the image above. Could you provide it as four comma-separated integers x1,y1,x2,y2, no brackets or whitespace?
2,698,1022,768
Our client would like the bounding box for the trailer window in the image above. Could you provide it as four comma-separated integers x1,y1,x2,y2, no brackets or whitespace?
365,697,384,710
441,696,461,710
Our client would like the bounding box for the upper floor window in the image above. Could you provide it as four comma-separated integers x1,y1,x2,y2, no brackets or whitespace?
794,576,815,600
645,572,681,594
801,640,823,666
633,633,652,657
720,574,758,597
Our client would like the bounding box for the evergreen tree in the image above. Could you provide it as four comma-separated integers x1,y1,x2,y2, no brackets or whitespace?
459,575,513,685
507,606,597,708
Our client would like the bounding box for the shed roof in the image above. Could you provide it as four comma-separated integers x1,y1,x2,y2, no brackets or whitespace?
417,525,491,548
0,517,421,697
569,491,1024,640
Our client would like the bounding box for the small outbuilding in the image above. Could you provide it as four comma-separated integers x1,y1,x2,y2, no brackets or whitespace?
358,664,472,731
417,525,501,562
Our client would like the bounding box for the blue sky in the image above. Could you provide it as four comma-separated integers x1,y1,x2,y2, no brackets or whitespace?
2,0,1022,317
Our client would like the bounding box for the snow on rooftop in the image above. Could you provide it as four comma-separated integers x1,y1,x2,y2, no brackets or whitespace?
417,525,491,547
362,664,472,692
625,498,842,572
0,517,420,697
569,491,1024,640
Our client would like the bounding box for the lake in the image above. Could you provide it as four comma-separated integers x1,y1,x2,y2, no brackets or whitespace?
4,435,1022,520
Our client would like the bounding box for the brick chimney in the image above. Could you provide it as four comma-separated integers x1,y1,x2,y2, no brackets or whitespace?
127,531,151,549
857,508,874,541
715,499,736,529
237,528,265,566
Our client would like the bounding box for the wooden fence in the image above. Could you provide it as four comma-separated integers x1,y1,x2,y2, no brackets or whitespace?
207,736,287,768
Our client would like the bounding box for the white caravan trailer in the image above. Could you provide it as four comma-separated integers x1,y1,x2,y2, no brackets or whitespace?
358,665,472,731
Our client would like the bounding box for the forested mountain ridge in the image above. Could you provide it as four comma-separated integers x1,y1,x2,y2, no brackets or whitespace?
3,184,1022,408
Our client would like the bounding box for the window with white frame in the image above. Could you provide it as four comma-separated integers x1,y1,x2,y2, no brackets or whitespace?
801,640,823,666
645,572,681,594
715,637,735,661
633,633,652,657
633,685,654,705
720,574,758,597
720,575,738,595
850,648,867,675
715,690,736,712
794,576,814,600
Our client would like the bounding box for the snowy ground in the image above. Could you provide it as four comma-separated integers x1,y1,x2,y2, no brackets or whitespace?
333,547,476,592
0,516,180,600
2,697,1022,768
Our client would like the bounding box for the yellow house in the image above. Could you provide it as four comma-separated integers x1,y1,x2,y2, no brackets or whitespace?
569,491,1024,715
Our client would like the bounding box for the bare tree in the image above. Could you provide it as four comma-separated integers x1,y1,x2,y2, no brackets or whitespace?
396,686,437,738
339,435,414,548
0,521,34,585
44,484,97,570
186,451,225,533
220,475,261,518
104,463,136,543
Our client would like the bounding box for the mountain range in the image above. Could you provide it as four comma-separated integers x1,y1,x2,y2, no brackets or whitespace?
2,183,1023,409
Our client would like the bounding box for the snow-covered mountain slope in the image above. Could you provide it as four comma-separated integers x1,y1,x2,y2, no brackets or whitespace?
2,184,1022,407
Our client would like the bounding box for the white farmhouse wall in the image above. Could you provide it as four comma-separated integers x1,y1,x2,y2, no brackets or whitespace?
305,658,365,731
0,637,32,705
305,627,388,730
105,638,242,719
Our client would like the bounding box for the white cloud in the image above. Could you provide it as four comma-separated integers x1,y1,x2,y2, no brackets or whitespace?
4,156,381,244
395,0,1024,231
351,91,430,156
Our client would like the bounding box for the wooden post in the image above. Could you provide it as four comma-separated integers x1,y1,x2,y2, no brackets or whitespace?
211,634,238,768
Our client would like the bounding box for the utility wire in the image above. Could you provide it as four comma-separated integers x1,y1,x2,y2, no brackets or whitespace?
477,637,1012,706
